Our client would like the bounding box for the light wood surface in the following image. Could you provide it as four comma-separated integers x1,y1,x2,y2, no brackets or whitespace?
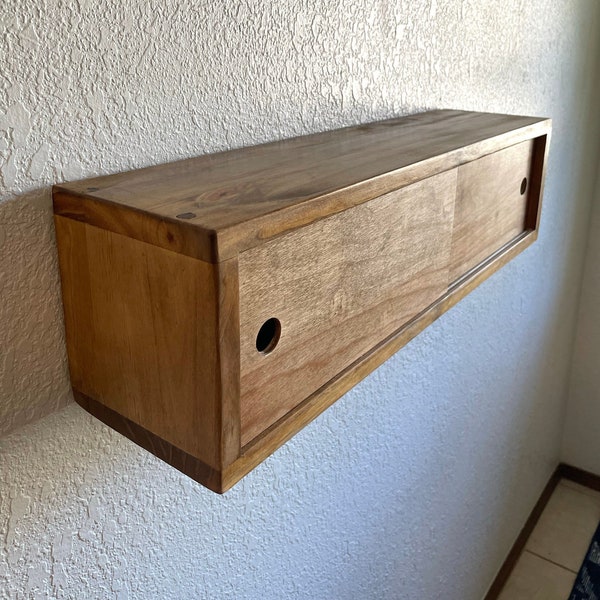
238,170,456,445
215,257,242,466
53,189,215,261
450,140,534,281
54,110,550,262
53,110,551,493
55,216,237,469
224,230,539,491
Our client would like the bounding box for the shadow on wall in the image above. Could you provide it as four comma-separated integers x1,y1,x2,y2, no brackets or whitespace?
0,190,72,437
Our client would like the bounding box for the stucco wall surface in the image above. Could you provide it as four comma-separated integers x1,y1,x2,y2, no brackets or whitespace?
2,1,600,599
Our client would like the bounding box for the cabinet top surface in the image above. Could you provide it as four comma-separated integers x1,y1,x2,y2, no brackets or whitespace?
54,110,550,261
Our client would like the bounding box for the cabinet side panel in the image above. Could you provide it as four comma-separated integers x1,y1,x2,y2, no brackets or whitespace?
56,217,223,469
526,134,551,232
238,170,457,446
55,216,95,393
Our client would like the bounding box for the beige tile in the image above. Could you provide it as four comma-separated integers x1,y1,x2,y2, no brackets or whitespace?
497,551,576,600
560,478,600,500
526,482,600,571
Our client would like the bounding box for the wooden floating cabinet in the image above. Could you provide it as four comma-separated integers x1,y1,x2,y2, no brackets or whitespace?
53,110,551,493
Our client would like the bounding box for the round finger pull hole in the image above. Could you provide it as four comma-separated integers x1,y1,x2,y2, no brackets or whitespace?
520,177,528,195
176,212,196,220
256,318,281,354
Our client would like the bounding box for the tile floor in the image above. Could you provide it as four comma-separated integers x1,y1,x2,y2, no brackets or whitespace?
498,479,600,600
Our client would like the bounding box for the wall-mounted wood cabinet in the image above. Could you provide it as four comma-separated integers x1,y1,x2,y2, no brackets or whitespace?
53,110,551,493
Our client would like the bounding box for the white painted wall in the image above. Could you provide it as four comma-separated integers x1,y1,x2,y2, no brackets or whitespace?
2,2,600,598
563,153,600,473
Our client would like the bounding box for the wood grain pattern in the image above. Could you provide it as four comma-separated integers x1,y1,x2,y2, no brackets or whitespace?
450,140,534,282
54,111,551,261
215,257,242,466
54,216,94,393
238,170,457,445
53,110,552,493
55,217,232,469
224,229,539,491
53,189,216,262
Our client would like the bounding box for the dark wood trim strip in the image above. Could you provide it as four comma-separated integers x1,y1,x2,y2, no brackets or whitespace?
74,391,227,493
484,465,562,600
525,133,550,231
559,463,600,492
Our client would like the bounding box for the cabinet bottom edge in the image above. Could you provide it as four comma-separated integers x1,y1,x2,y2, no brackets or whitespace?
73,391,229,494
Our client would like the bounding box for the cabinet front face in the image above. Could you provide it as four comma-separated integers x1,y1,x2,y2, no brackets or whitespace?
238,170,457,445
450,140,535,282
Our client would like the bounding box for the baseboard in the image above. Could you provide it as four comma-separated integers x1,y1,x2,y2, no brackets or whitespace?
483,465,562,600
484,462,600,599
559,463,600,492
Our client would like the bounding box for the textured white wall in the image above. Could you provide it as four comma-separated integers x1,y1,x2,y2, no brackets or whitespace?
2,1,600,599
563,148,600,472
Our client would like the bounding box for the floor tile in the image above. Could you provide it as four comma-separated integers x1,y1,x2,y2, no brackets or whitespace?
526,482,600,571
560,479,600,500
497,551,576,600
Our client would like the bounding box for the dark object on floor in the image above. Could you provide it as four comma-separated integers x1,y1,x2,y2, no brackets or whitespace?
569,522,600,600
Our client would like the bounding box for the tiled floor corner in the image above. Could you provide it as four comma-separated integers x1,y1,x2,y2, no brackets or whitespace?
497,479,600,600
